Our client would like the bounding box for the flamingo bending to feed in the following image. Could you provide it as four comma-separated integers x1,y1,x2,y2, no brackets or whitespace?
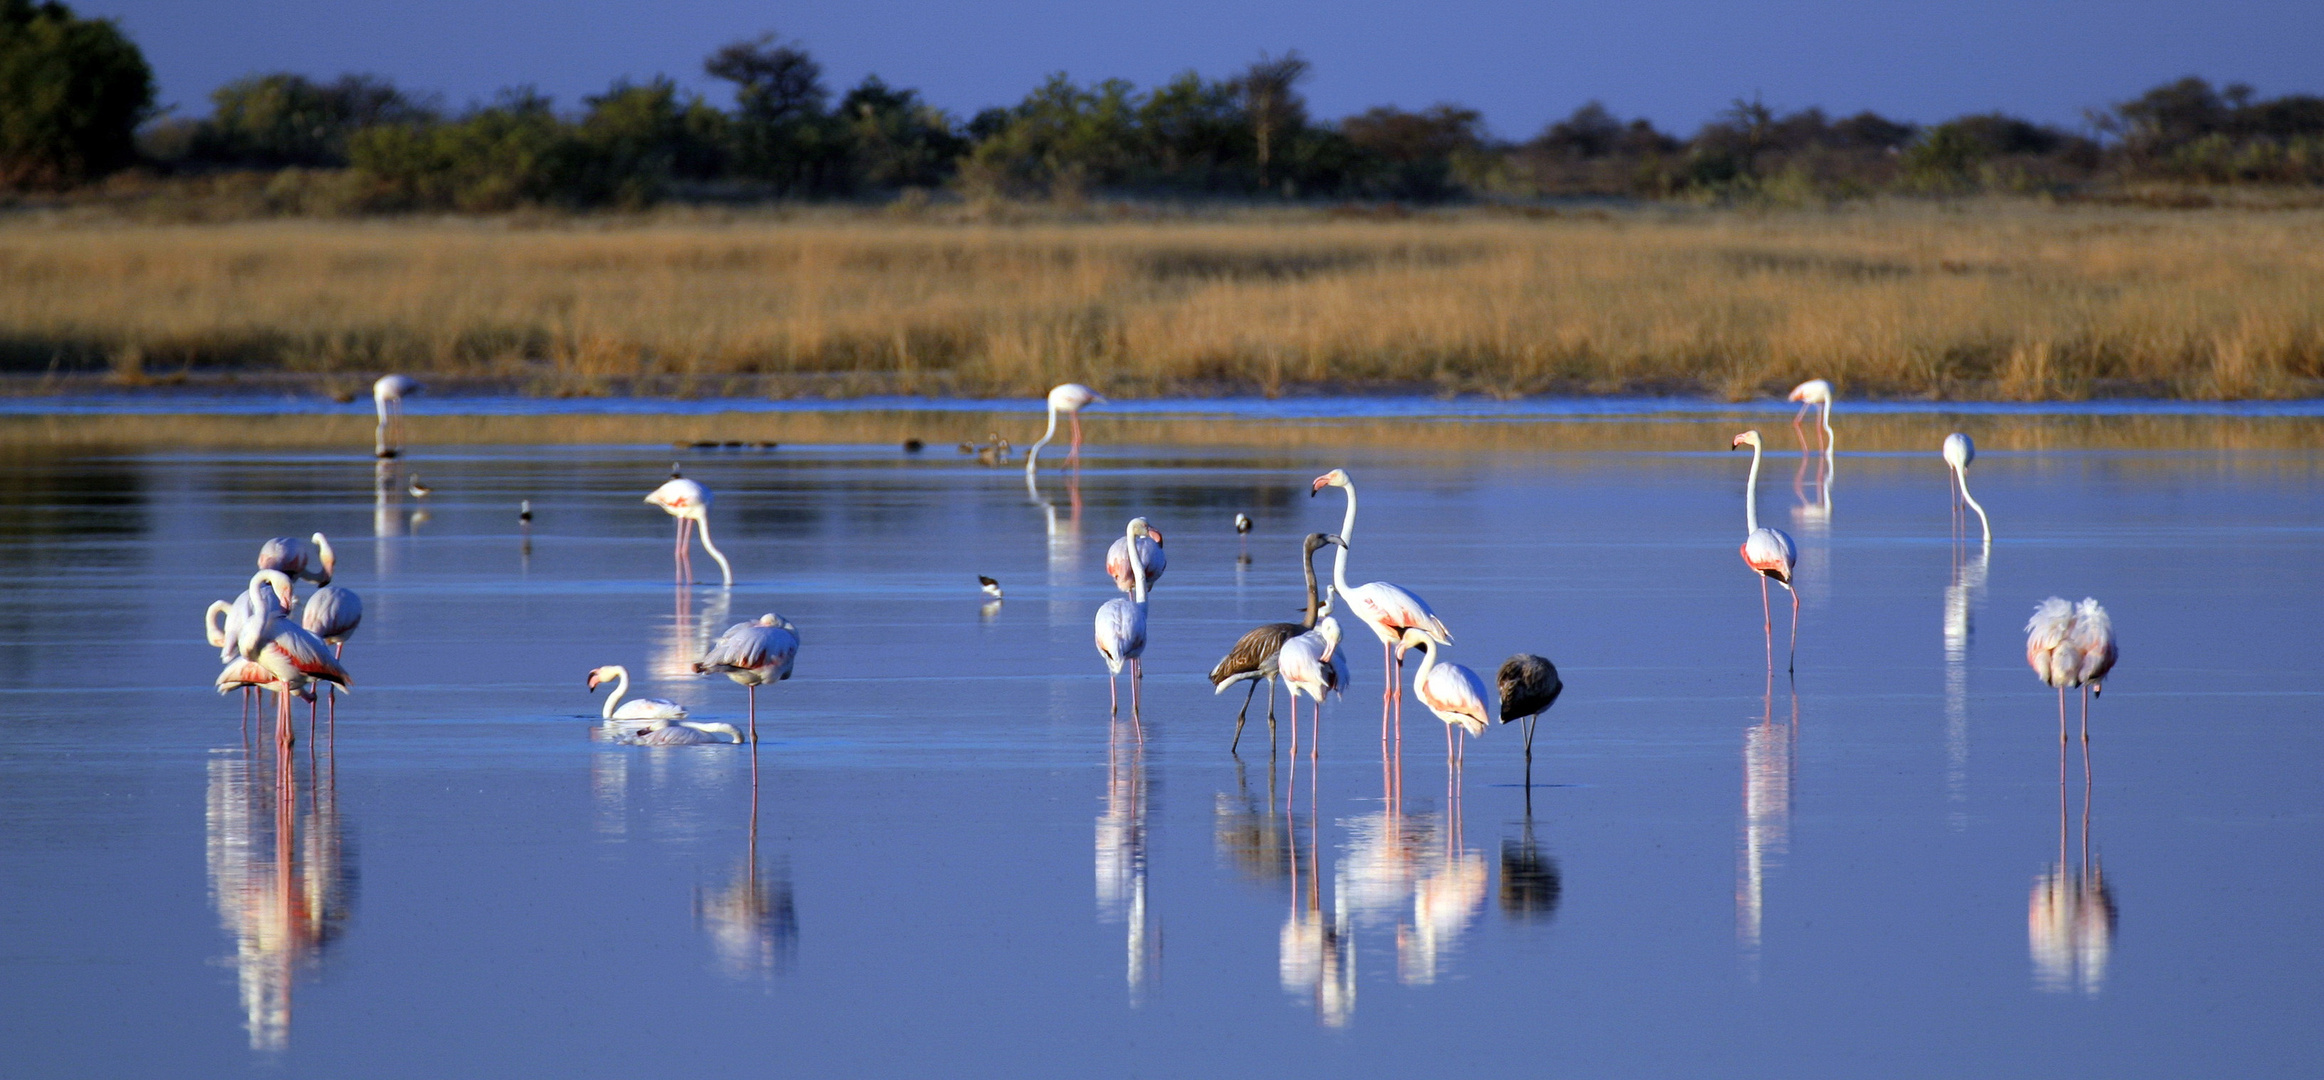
1025,383,1104,473
233,571,351,746
1094,518,1155,721
694,614,798,744
1309,469,1453,747
301,585,362,729
1943,433,1991,544
1397,628,1491,769
1210,532,1339,751
2025,597,2117,765
258,533,335,588
374,374,419,458
1497,654,1564,782
1787,379,1834,456
1276,616,1345,763
646,470,733,586
627,717,746,745
588,664,689,736
1105,523,1166,593
1733,431,1801,672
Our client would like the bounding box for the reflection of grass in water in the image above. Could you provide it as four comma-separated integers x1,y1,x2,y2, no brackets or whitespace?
3,410,2323,455
2,207,2321,399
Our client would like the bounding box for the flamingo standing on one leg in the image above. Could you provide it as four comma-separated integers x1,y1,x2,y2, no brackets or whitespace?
1105,523,1166,593
1397,628,1491,772
300,585,361,737
1496,654,1563,789
373,375,419,459
646,470,734,586
1276,616,1345,765
1095,518,1156,729
1025,383,1104,474
2026,597,2118,782
1310,469,1453,751
1210,532,1339,751
1943,433,1992,545
1733,431,1800,673
694,614,798,744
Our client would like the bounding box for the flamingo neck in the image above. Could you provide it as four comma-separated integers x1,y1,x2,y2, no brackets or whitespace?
1331,486,1356,598
1744,441,1762,534
1130,527,1148,606
693,513,733,585
601,667,629,719
1408,637,1436,692
206,601,232,648
1956,464,1990,543
1025,404,1060,473
1301,545,1322,627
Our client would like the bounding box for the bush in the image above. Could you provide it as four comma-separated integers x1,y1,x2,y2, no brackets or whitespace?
0,0,151,190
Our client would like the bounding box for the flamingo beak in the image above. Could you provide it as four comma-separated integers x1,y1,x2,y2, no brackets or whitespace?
1309,477,1327,495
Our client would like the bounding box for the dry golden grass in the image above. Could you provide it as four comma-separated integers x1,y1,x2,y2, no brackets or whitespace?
2,201,2322,399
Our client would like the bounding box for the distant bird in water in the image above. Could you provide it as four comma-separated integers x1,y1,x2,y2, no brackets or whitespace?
1025,383,1104,473
373,374,419,458
645,469,733,586
1106,522,1166,593
2026,597,2117,766
407,476,432,498
975,435,1012,466
1094,517,1155,721
1787,379,1834,456
518,500,533,525
979,575,1004,599
903,438,925,453
695,614,798,744
1311,468,1453,748
1497,654,1563,786
1234,513,1253,536
1210,532,1338,751
627,717,746,745
587,664,689,735
1398,627,1491,769
1943,433,1991,544
1733,431,1800,673
258,533,335,588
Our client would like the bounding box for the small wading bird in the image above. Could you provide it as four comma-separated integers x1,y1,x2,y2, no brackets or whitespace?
1234,513,1253,536
258,533,335,588
1733,431,1801,673
1497,654,1564,784
373,374,419,458
2025,597,2117,773
646,469,733,586
1943,433,1992,544
1310,469,1453,746
1210,532,1339,751
627,717,746,745
1277,616,1345,763
587,664,689,736
1106,521,1166,593
1095,517,1156,721
979,575,1004,599
407,476,432,499
1788,379,1834,456
1025,383,1104,473
1397,628,1491,769
695,614,798,744
518,500,533,525
301,585,361,730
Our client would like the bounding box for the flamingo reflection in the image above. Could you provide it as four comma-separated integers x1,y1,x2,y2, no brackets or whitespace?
206,739,356,1052
1943,544,1989,810
1278,765,1354,1026
2030,735,2115,994
1738,673,1796,975
698,759,797,980
1398,776,1486,986
1096,726,1159,1002
1213,756,1288,887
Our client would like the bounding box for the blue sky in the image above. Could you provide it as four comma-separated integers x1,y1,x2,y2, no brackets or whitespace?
90,0,2324,137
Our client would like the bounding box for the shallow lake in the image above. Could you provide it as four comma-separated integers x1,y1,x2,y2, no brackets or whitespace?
1,433,2318,1077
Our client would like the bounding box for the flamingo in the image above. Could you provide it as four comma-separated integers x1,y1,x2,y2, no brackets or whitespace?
373,374,419,458
1944,433,1992,544
1210,532,1339,751
233,575,351,747
2026,597,2118,770
258,533,335,588
587,664,690,736
1733,431,1801,672
645,470,733,586
1105,523,1165,593
1025,383,1104,473
1309,469,1453,748
626,717,746,746
209,572,295,722
301,585,361,732
1277,616,1345,764
1787,379,1834,456
1094,518,1155,722
1496,653,1563,785
1397,627,1491,769
694,614,798,744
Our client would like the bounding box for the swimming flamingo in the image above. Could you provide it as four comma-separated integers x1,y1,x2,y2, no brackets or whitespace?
1095,518,1155,721
1210,532,1338,751
373,375,419,458
587,664,689,735
1105,524,1165,593
1277,616,1345,763
2026,597,2117,769
694,614,798,743
1733,431,1800,672
627,717,746,745
1943,433,1991,544
258,533,335,588
1309,469,1453,747
645,470,733,586
1025,383,1104,473
1496,654,1563,784
301,585,361,730
1787,379,1834,455
1397,628,1491,769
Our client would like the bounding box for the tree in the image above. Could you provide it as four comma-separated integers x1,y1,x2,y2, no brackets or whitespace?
705,33,836,192
1340,103,1485,199
0,0,152,189
834,75,961,190
198,73,430,167
1234,52,1309,190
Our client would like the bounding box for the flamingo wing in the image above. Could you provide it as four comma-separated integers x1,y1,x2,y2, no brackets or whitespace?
1419,661,1491,737
1211,622,1300,687
611,697,690,721
1496,654,1562,723
256,536,307,576
700,622,795,676
1276,634,1327,700
1093,598,1144,669
1348,582,1451,644
263,622,351,689
1105,535,1166,591
1742,527,1797,582
301,585,363,642
646,478,708,514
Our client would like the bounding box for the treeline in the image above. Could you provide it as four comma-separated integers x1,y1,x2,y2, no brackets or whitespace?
8,0,2324,209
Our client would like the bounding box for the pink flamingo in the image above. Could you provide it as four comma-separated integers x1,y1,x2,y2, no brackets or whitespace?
1277,616,1344,765
1025,383,1104,473
695,614,798,743
1309,469,1453,749
1105,523,1166,593
1733,431,1800,672
300,585,361,733
2026,597,2118,777
1398,627,1491,770
231,573,351,748
645,469,733,586
1095,518,1155,725
1787,379,1834,455
258,533,335,588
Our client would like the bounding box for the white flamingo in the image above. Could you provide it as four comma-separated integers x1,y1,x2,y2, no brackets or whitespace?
373,374,419,458
1733,431,1800,672
646,470,733,586
1398,627,1492,769
1105,523,1166,593
2026,597,2118,768
208,572,296,725
300,585,361,730
1787,379,1834,455
258,533,335,588
1277,616,1345,763
1095,517,1155,721
587,663,690,734
695,614,798,743
1309,469,1453,748
1025,383,1104,473
1943,433,1991,544
627,717,746,745
231,572,351,747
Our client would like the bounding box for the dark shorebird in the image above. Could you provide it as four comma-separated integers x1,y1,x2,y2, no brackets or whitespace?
1234,513,1252,535
978,575,1003,599
1209,532,1338,752
1497,653,1563,787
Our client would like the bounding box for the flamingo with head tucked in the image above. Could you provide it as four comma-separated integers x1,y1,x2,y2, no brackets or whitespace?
258,533,335,589
233,572,351,747
1276,616,1345,764
1105,524,1165,593
300,585,361,731
374,374,419,458
695,614,798,743
646,469,733,586
1944,433,1991,544
1309,469,1453,749
627,717,746,745
1733,431,1800,673
2026,597,2117,774
1095,518,1156,723
1025,383,1104,473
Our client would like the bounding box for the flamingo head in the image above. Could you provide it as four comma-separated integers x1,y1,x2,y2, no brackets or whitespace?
1301,532,1336,556
1124,517,1154,545
1144,523,1163,545
1393,624,1434,661
1315,616,1343,660
252,569,294,613
586,666,618,692
1310,469,1350,496
754,613,794,630
1732,430,1763,451
311,532,336,581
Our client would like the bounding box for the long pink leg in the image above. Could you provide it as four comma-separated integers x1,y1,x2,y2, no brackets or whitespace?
1068,412,1083,465
1380,641,1393,743
1288,690,1300,762
1788,585,1800,673
1760,576,1774,671
1310,697,1319,765
747,684,758,744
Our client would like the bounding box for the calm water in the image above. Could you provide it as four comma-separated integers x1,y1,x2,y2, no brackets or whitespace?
1,438,2319,1077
